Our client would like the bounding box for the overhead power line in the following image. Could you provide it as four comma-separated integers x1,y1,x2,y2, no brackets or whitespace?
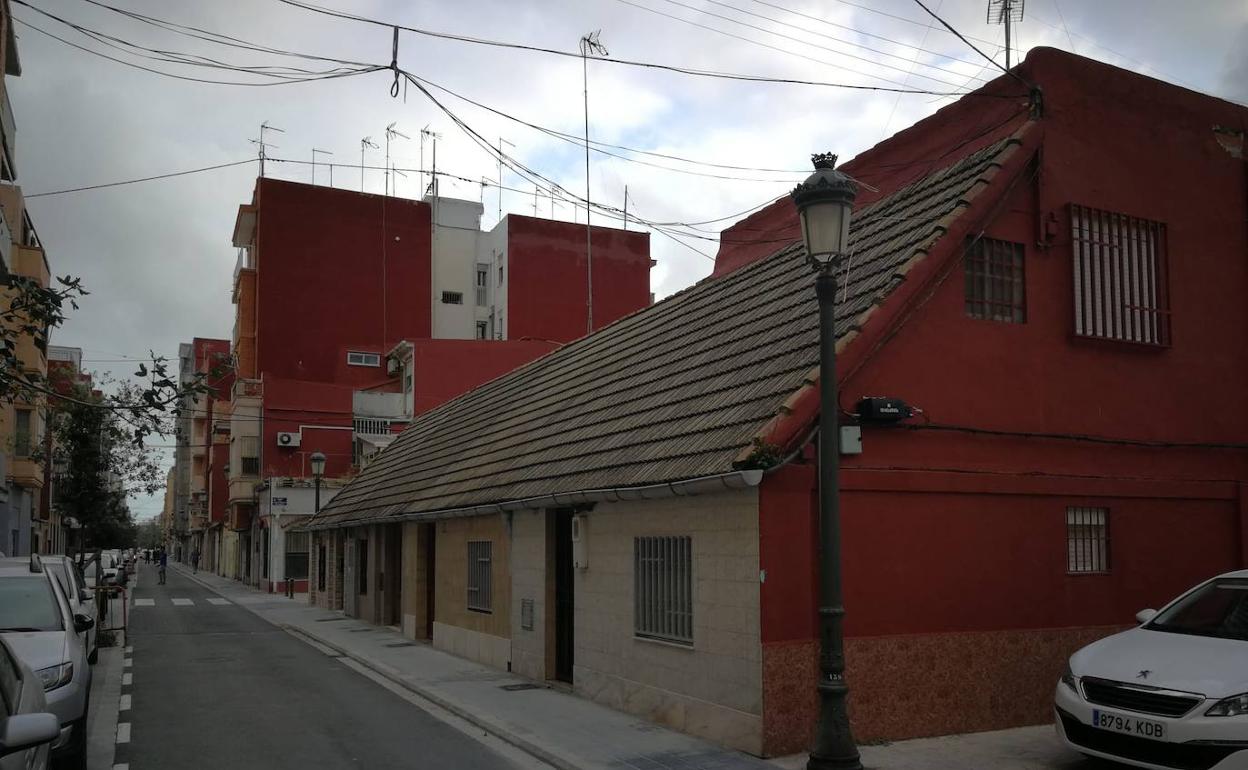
626,0,984,89
26,159,257,198
909,0,1034,92
273,0,995,96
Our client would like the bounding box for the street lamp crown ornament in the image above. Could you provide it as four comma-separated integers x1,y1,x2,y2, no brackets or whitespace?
791,152,859,271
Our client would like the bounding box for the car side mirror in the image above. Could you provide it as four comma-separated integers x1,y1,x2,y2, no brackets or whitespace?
0,712,60,757
1135,609,1158,624
73,614,95,634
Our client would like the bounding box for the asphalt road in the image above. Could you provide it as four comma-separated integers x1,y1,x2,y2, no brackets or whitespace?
119,562,526,770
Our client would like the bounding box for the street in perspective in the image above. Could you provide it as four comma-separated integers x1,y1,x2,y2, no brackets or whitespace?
0,0,1246,769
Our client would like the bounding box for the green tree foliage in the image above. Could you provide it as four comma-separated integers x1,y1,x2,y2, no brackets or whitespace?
136,519,163,550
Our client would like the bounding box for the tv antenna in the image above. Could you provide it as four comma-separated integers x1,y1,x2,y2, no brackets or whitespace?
987,0,1025,69
312,148,333,186
384,123,410,197
250,121,284,177
360,136,379,192
390,165,408,198
579,30,608,335
497,137,515,224
420,127,442,197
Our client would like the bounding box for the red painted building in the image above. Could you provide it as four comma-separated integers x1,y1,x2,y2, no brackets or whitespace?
729,48,1248,750
225,178,651,592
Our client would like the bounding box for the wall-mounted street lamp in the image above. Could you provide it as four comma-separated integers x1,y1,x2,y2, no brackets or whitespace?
790,152,861,770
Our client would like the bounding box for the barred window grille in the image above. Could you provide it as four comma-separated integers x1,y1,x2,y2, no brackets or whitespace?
285,531,310,580
441,291,464,305
240,436,260,476
1071,205,1170,346
1067,507,1110,574
965,237,1026,323
467,541,493,612
634,536,693,645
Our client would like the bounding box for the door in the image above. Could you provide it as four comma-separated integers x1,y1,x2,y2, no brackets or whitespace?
554,510,574,683
423,524,436,639
386,526,402,626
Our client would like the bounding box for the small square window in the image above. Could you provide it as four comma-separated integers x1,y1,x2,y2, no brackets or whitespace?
441,291,464,305
965,237,1025,323
346,351,381,367
1066,507,1109,574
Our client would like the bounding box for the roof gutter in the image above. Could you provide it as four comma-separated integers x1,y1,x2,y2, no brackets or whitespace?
302,469,764,531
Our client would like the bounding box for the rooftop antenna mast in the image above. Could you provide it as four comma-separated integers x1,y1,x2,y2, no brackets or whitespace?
250,121,284,178
420,127,441,197
384,123,410,197
312,148,333,186
390,165,408,199
579,30,609,335
986,0,1025,69
360,136,379,192
497,137,515,224
419,124,430,197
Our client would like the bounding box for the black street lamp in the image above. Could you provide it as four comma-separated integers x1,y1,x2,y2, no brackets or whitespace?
791,153,862,770
310,451,326,514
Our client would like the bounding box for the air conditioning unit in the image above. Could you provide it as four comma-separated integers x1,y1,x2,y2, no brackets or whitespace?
571,514,588,571
276,431,301,448
386,357,400,376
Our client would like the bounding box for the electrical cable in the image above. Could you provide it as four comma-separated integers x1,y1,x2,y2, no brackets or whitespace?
909,0,1034,93
26,159,257,198
902,422,1248,451
640,0,988,88
612,0,963,91
13,16,385,86
273,0,1002,96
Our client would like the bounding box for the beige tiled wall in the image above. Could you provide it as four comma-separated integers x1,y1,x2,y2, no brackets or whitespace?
509,509,552,680
573,489,763,755
432,514,512,667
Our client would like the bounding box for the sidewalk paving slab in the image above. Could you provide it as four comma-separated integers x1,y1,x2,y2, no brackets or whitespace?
172,564,773,770
87,646,124,770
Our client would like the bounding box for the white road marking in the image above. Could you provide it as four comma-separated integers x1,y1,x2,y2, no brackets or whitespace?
122,672,132,686
123,658,132,668
116,723,131,744
206,597,230,606
134,598,154,607
171,598,194,606
124,646,133,653
113,765,129,770
119,694,131,711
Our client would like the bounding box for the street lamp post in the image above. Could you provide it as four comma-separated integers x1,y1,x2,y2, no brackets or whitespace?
791,153,862,770
299,451,327,601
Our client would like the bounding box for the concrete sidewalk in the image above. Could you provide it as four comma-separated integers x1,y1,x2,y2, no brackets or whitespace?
173,564,772,770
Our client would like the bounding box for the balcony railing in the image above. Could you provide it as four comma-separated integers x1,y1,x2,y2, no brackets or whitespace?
1,86,16,181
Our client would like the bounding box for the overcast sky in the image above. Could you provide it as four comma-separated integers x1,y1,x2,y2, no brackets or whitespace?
8,0,1245,520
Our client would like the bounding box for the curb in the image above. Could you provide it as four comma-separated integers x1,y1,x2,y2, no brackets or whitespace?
283,625,577,770
170,564,575,770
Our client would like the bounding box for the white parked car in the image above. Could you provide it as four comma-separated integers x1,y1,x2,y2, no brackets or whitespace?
1055,569,1248,770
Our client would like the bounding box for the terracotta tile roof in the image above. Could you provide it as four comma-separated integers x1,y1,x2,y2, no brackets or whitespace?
304,135,1025,530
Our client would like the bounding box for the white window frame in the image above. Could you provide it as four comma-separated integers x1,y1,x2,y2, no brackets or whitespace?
346,351,381,367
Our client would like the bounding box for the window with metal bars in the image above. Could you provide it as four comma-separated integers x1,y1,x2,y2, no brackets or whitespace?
239,436,260,477
633,536,693,645
1070,205,1170,346
467,540,493,612
965,237,1026,323
1067,507,1110,574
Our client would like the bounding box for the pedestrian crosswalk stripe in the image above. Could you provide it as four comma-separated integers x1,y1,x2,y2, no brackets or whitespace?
116,723,131,744
119,694,131,712
171,598,194,606
134,598,154,607
206,597,230,606
122,672,132,686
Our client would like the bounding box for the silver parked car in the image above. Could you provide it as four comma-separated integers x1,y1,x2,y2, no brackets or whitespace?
0,636,59,770
40,556,99,665
0,556,93,770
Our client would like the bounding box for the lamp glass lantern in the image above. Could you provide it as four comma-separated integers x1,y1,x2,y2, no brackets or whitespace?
791,153,858,269
310,451,327,478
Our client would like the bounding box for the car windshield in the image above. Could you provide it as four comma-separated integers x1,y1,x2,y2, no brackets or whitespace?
0,577,64,632
1148,578,1248,641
